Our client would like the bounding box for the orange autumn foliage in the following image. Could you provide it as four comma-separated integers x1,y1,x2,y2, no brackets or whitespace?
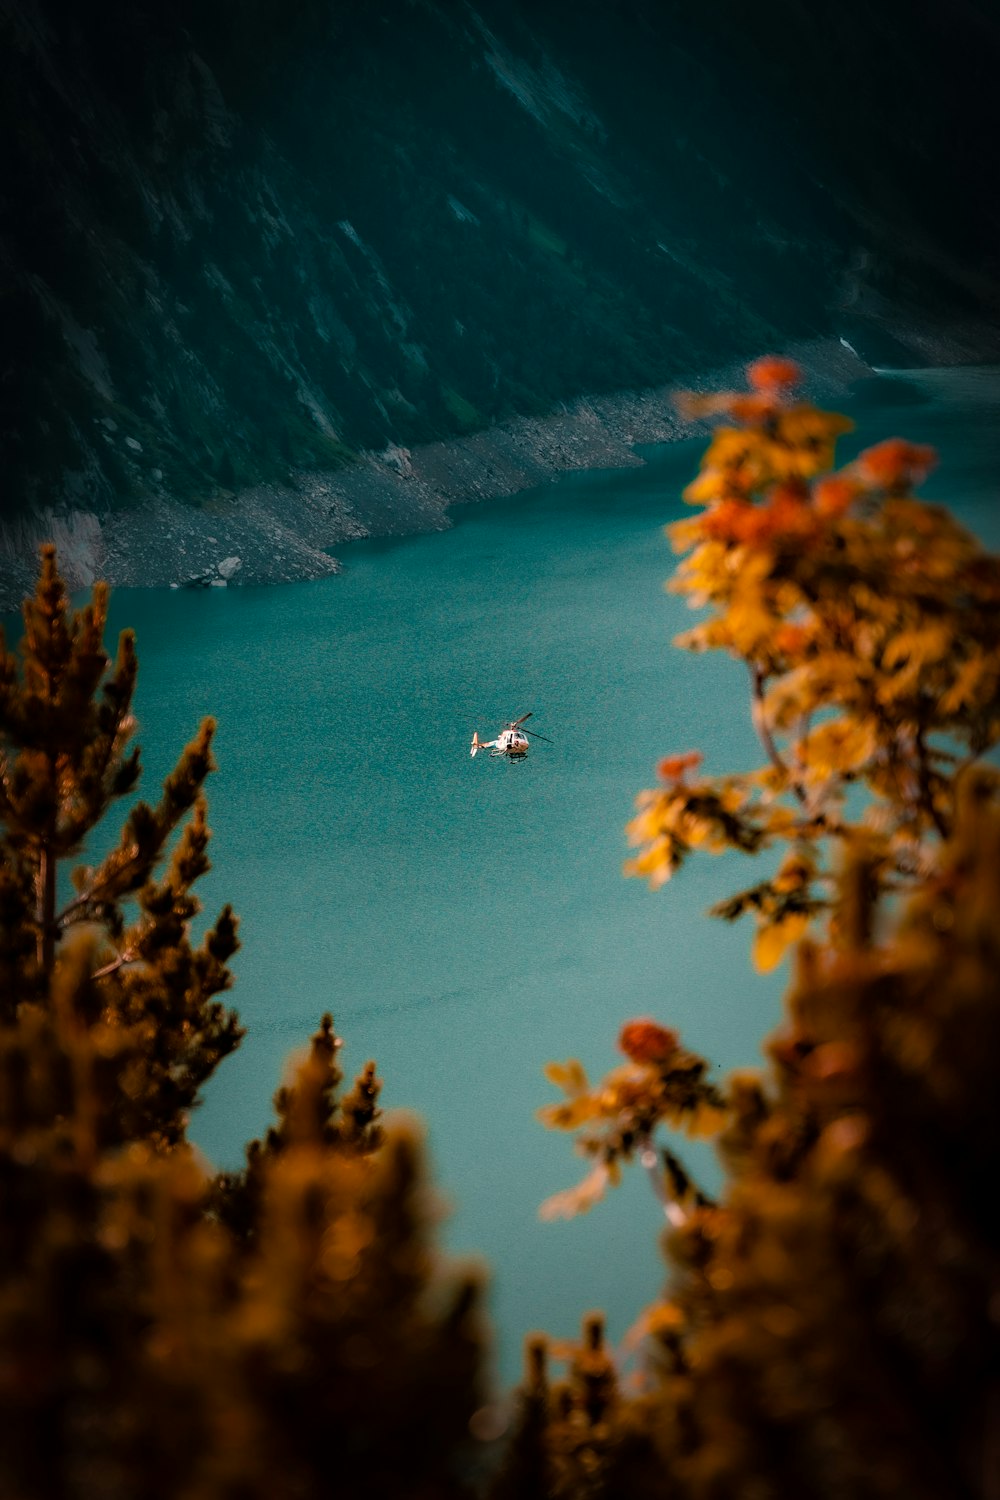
855,436,936,488
619,1019,680,1065
624,359,1000,971
540,350,1000,1213
656,751,702,784
747,354,802,391
525,365,1000,1500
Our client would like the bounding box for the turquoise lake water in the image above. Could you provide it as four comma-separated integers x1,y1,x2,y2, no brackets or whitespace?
16,366,1000,1386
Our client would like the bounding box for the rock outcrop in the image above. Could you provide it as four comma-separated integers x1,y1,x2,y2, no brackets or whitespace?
1,338,870,608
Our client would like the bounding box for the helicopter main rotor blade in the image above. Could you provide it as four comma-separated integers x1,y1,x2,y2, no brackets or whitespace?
523,728,554,743
510,712,533,727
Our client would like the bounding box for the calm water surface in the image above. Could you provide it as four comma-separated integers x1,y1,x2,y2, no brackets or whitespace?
40,368,1000,1383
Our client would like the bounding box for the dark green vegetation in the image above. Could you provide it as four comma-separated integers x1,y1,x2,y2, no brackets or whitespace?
3,0,1000,517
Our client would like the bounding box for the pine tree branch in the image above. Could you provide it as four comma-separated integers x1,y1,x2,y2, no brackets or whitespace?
36,843,56,972
915,725,949,840
91,948,135,980
638,1134,688,1228
36,751,57,974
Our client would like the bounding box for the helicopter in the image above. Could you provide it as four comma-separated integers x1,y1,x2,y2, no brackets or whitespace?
470,712,553,760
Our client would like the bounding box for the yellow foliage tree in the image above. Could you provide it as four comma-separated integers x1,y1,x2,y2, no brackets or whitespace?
624,357,1000,971
521,362,1000,1500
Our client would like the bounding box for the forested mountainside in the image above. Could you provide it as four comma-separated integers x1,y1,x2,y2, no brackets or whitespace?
3,0,1000,521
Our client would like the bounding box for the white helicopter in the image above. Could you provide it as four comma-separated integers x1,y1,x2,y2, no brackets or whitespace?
470,712,553,760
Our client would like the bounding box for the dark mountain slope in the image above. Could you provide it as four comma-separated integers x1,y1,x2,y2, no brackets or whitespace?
2,0,998,522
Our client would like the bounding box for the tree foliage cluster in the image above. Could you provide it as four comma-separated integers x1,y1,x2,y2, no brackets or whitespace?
505,789,1000,1499
520,359,1000,1497
626,357,1000,967
3,360,1000,1498
0,549,485,1499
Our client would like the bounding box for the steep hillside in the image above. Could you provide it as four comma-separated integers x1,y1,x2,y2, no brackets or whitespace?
2,0,998,536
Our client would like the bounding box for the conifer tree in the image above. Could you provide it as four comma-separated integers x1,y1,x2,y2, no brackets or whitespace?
0,544,242,1143
1,547,490,1499
209,1011,384,1244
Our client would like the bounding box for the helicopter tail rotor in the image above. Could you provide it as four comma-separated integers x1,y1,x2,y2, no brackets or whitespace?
470,732,481,757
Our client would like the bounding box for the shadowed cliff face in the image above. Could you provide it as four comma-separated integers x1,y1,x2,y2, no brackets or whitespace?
2,0,999,521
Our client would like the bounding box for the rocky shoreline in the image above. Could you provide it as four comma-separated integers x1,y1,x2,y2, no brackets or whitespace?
0,338,869,611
